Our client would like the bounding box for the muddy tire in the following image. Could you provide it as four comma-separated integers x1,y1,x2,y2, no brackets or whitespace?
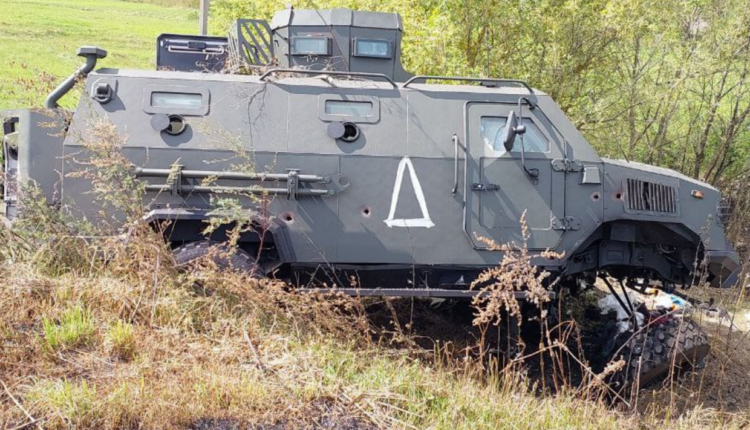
173,241,262,278
612,317,710,391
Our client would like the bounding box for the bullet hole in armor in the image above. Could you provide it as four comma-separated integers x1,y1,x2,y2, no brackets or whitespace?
362,206,372,217
615,192,623,200
341,122,360,142
281,212,294,223
592,192,601,201
165,115,186,136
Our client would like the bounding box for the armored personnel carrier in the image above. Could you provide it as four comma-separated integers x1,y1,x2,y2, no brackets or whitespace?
1,7,742,388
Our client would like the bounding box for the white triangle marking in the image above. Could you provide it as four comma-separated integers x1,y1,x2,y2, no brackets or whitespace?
384,157,435,228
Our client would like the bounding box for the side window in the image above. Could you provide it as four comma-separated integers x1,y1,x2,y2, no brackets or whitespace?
318,95,380,124
143,85,210,116
151,92,203,109
353,38,392,59
480,117,549,154
324,100,373,117
291,36,331,56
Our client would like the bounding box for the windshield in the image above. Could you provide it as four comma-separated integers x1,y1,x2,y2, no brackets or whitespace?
480,117,549,154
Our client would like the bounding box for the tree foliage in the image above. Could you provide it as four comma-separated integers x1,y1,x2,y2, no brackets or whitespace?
212,0,750,244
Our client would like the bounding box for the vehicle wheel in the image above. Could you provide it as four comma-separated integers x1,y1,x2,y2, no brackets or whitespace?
172,241,263,278
611,317,710,391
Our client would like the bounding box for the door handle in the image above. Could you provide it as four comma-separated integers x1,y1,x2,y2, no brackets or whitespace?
471,183,500,191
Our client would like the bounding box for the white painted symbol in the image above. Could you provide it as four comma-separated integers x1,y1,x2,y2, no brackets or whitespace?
384,157,435,228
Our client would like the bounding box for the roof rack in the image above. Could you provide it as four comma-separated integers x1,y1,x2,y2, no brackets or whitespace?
259,68,398,88
258,69,534,93
401,75,534,92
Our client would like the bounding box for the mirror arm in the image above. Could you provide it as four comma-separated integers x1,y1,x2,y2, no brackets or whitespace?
517,98,539,178
520,140,539,178
520,96,537,111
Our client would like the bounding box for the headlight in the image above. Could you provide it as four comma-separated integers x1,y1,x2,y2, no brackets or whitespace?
2,120,20,220
3,131,18,152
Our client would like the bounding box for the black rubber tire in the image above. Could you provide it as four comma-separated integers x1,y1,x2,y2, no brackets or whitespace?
172,241,263,278
612,317,710,390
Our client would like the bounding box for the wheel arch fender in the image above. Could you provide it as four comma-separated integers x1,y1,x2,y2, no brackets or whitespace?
143,208,296,262
563,219,703,283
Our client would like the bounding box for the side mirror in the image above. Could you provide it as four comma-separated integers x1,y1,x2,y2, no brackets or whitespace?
501,110,526,152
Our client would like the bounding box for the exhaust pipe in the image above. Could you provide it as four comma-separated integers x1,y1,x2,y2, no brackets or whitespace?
44,46,107,109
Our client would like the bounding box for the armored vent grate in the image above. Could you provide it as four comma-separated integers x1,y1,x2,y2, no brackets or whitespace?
228,19,274,70
625,178,678,214
718,197,733,225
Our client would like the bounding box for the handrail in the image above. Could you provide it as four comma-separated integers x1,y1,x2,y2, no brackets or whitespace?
259,68,398,88
134,167,327,183
451,134,460,195
144,184,332,197
401,75,534,93
136,166,350,200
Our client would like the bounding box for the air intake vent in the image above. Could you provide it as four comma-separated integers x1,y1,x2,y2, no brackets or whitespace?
625,178,678,214
718,197,733,225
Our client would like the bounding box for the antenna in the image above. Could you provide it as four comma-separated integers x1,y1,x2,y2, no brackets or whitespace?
484,28,492,77
199,0,209,36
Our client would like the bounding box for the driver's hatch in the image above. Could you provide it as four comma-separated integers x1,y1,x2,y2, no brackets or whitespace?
464,102,566,250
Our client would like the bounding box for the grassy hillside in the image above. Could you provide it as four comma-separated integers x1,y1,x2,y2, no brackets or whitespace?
0,0,197,109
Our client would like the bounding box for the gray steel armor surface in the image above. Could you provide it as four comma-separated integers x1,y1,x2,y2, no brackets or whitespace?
1,7,742,295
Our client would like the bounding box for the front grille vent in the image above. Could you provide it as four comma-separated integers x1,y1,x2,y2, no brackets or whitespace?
625,178,678,214
717,197,733,225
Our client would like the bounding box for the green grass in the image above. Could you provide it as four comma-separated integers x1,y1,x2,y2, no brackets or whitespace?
26,379,100,427
106,319,136,360
121,0,199,7
42,305,96,353
0,0,198,109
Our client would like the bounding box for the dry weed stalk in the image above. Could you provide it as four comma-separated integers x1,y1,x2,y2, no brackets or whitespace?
471,213,562,328
470,212,562,362
66,118,146,223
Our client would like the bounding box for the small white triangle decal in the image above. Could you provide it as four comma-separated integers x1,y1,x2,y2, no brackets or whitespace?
384,157,435,228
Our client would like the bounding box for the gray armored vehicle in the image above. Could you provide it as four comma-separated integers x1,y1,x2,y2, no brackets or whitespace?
1,7,742,388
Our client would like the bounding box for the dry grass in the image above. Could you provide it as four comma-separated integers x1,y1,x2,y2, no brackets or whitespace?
1,223,749,429
0,252,611,429
2,119,750,429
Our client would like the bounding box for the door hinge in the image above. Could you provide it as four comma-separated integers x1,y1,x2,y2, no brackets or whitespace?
471,183,500,191
286,168,300,201
552,216,581,231
166,164,184,196
551,158,583,172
